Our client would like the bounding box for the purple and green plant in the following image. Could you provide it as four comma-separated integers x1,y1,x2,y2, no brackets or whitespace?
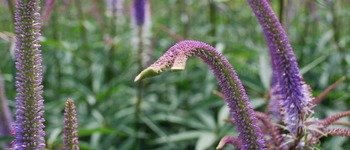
248,0,314,134
135,0,350,149
9,0,82,149
247,0,350,148
132,0,152,148
63,98,79,150
11,0,46,149
135,40,266,150
3,0,349,149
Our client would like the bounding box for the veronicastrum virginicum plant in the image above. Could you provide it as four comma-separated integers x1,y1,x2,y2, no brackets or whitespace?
135,40,266,149
12,0,46,149
63,99,79,150
135,0,350,149
7,0,80,149
247,0,350,149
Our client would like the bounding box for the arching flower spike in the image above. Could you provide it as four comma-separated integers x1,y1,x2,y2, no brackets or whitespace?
135,40,266,150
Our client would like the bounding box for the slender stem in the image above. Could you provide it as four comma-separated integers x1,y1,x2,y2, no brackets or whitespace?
158,24,184,42
51,2,61,90
313,76,346,105
105,0,118,81
6,0,16,23
0,69,13,148
209,0,217,45
75,0,88,49
278,0,284,25
135,24,145,149
178,0,189,39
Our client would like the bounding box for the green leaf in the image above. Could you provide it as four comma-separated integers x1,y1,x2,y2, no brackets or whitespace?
195,132,217,150
258,54,271,89
300,55,327,75
78,128,129,137
152,131,203,144
218,105,230,127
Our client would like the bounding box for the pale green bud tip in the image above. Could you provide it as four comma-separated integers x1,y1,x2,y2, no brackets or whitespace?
134,68,161,82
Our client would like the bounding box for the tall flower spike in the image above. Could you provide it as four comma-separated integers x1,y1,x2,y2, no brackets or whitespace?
132,0,151,66
132,0,147,25
63,98,79,150
135,40,266,149
13,0,46,149
247,0,314,135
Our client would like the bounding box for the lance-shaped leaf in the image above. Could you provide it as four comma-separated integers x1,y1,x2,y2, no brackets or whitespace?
135,40,266,149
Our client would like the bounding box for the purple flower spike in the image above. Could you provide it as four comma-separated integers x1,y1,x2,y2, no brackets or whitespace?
63,98,79,150
324,129,350,138
133,0,147,25
135,40,266,150
13,0,46,149
247,0,314,135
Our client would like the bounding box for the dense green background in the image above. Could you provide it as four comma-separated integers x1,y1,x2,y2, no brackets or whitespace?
0,0,349,149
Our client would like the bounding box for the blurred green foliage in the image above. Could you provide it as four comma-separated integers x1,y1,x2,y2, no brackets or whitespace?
0,0,349,149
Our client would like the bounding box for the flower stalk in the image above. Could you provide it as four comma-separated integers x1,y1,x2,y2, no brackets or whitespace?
13,0,46,149
132,0,151,148
247,0,314,136
135,40,266,149
63,98,79,150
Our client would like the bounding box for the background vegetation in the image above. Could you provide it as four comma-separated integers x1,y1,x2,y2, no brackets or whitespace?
0,0,349,149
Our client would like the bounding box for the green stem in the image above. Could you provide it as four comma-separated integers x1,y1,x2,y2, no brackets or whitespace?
278,0,284,25
6,0,15,23
209,0,217,45
135,24,145,149
0,69,13,147
75,0,88,49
